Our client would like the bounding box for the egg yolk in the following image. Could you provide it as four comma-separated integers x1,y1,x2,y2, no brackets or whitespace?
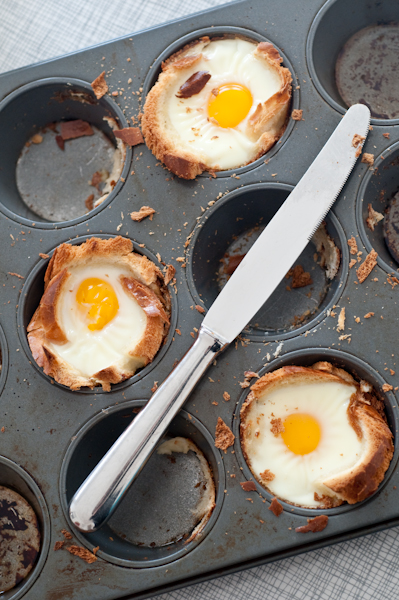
281,413,321,455
76,278,119,331
208,84,253,128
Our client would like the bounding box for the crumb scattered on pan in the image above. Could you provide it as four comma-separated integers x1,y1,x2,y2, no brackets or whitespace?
164,264,176,285
91,71,108,99
382,384,393,392
347,236,358,255
260,469,275,482
383,133,390,139
151,381,158,393
352,134,365,148
240,481,257,492
55,135,65,150
357,249,378,283
114,127,144,146
349,259,357,269
387,275,399,289
8,272,24,279
223,391,230,402
287,264,313,288
195,304,205,314
215,417,235,452
269,497,283,516
31,133,43,144
361,153,374,168
364,312,374,319
337,307,345,331
291,109,303,120
54,541,65,551
130,206,156,221
66,545,98,564
0,426,5,433
244,371,259,379
39,253,49,259
223,254,245,275
366,203,384,231
61,529,73,540
295,515,328,533
270,417,284,437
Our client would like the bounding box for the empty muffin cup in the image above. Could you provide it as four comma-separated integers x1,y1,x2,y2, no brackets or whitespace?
60,401,225,567
0,77,131,226
141,26,298,178
356,142,399,274
186,183,347,341
17,234,177,394
234,348,399,517
0,456,50,600
307,0,399,124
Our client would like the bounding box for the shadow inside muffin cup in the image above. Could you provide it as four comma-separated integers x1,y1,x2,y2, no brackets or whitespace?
16,234,177,394
141,26,298,178
233,348,399,518
0,456,50,600
59,401,225,568
186,183,348,341
307,0,399,124
356,142,399,274
0,77,131,227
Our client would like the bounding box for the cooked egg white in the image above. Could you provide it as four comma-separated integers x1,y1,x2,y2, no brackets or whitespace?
166,38,283,170
245,380,364,507
47,264,147,377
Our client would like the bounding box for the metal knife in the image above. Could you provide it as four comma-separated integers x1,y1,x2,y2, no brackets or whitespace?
69,103,370,532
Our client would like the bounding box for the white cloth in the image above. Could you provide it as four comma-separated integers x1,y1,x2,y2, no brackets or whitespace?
1,1,398,599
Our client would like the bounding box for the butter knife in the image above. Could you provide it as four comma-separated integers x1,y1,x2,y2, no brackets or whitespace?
69,103,370,532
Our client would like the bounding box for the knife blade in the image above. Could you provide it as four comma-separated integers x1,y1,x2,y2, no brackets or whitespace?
69,104,370,532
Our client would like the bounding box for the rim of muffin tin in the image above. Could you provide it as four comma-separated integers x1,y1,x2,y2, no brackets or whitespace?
16,234,178,394
232,347,399,518
59,400,225,568
306,0,399,126
0,455,50,600
185,182,349,341
0,76,132,229
141,25,299,178
0,321,9,397
355,142,399,275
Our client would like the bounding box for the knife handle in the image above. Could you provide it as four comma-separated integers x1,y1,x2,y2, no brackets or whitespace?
69,325,228,532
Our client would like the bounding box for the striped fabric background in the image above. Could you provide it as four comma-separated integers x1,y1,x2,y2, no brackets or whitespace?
1,0,398,598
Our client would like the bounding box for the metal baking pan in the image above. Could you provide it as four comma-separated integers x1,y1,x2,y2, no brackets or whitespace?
1,0,399,598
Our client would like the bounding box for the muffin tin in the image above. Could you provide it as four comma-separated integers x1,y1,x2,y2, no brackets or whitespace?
1,0,399,598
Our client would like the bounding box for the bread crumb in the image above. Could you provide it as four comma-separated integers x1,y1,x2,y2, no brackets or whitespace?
31,133,43,144
288,264,313,288
352,134,365,148
364,312,374,318
164,264,176,286
361,153,374,167
91,71,108,99
66,545,98,564
240,481,257,492
383,133,390,139
215,417,235,452
366,203,384,231
387,275,399,288
337,307,345,331
348,236,358,255
357,249,378,283
270,418,284,437
291,109,303,120
130,206,155,221
382,384,393,392
54,541,64,551
296,515,328,533
269,497,283,516
355,316,360,323
223,391,230,402
151,381,158,393
61,529,72,540
195,304,205,314
39,253,50,259
349,259,357,269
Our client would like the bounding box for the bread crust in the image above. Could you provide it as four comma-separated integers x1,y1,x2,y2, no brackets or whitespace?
142,37,292,179
27,237,170,391
240,364,394,507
